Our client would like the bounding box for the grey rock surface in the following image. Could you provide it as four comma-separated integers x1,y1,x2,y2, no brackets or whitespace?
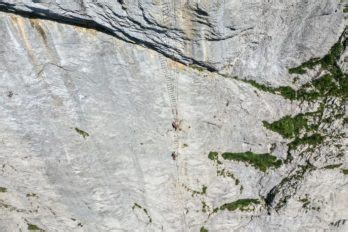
0,0,346,85
0,1,347,232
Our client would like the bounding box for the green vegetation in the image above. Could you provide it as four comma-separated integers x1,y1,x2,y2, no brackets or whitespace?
236,78,296,99
236,78,298,101
323,163,342,169
259,35,347,213
27,224,45,231
263,114,309,139
200,226,209,232
217,199,260,212
263,107,327,162
221,151,282,172
240,71,347,102
26,193,38,197
132,203,142,210
299,196,320,211
330,219,347,227
289,39,345,74
288,133,324,150
189,64,206,72
299,197,310,208
0,187,7,193
232,37,348,102
209,150,282,173
344,118,348,124
183,185,207,196
0,201,11,209
74,127,89,138
225,33,347,213
217,169,240,185
241,79,276,92
208,151,222,165
208,152,220,163
208,152,241,184
202,185,207,194
344,7,348,13
265,163,315,211
201,201,209,213
290,38,347,100
262,35,347,162
288,58,321,74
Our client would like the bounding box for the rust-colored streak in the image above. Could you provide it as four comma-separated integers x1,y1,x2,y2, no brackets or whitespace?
29,19,47,42
10,15,40,71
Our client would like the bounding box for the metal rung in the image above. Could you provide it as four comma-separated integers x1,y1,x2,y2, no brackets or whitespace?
159,56,177,119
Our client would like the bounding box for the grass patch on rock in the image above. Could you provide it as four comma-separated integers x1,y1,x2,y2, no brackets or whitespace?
208,151,221,164
27,223,45,231
221,151,282,172
323,163,342,169
189,64,206,72
223,32,347,213
75,127,89,139
263,114,309,139
288,133,324,150
184,185,207,197
234,37,347,102
218,199,260,212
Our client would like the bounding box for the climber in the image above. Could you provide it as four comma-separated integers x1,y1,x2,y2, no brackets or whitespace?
172,120,180,131
171,152,176,160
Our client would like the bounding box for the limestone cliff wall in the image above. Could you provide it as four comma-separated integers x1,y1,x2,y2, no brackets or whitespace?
0,1,347,231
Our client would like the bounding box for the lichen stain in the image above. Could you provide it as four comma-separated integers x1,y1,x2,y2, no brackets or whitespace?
74,26,97,37
10,15,40,73
10,15,35,56
168,59,186,70
29,19,48,43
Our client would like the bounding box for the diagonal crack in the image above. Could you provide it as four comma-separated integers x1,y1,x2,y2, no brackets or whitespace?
0,2,219,72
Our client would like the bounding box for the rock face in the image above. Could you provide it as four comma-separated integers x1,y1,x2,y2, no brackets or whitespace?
0,0,346,85
0,1,347,232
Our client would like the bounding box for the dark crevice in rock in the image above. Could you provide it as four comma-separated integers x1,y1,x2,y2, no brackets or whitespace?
193,6,209,17
0,3,118,37
0,2,218,72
